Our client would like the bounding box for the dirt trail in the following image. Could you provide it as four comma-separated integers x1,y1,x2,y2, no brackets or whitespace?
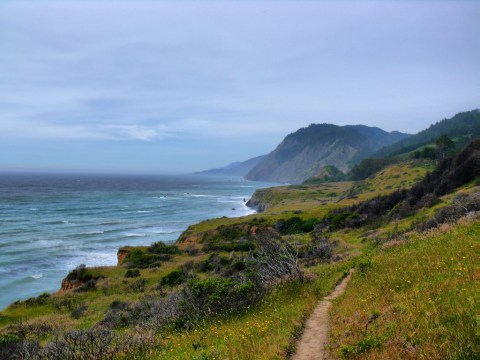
292,269,353,360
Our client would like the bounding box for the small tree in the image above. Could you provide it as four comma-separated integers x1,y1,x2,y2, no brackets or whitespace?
435,134,454,159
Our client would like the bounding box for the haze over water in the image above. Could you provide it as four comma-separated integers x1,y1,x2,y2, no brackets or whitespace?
0,173,273,309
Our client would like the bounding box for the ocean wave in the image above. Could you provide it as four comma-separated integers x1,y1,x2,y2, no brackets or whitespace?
31,274,42,280
65,230,105,237
98,220,123,226
148,227,183,235
123,233,147,238
44,220,69,225
136,210,153,213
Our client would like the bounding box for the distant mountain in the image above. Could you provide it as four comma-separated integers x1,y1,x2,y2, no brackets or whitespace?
373,109,480,158
245,124,410,184
198,155,266,177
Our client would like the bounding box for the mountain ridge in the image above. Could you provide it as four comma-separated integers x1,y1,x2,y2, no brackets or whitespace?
245,123,409,184
197,155,266,177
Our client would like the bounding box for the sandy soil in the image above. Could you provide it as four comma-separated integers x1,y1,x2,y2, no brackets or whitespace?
292,269,353,360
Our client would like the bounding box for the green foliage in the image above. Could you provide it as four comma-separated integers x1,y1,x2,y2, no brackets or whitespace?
327,211,359,231
123,248,171,268
358,258,373,274
124,269,140,278
435,134,455,159
340,336,382,358
161,268,187,287
374,109,480,158
411,146,436,159
66,264,92,282
0,334,19,346
349,157,398,181
303,165,347,184
148,241,180,255
197,253,231,273
24,292,51,307
185,277,258,316
203,240,255,252
276,217,319,234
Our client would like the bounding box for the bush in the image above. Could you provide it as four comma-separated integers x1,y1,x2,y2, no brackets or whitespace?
411,146,436,159
66,264,92,282
74,279,97,292
129,278,147,293
24,292,51,306
70,304,88,319
197,253,231,273
124,269,141,278
349,157,398,180
181,277,259,323
301,236,335,265
148,242,180,255
160,268,187,287
275,217,319,234
123,249,171,268
203,240,255,252
251,231,304,285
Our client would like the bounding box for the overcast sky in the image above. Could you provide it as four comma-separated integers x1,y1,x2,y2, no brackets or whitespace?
0,0,479,173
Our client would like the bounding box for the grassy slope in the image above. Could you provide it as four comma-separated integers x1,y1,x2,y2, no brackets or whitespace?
350,159,435,200
180,160,434,247
0,159,475,359
328,220,479,359
154,262,352,360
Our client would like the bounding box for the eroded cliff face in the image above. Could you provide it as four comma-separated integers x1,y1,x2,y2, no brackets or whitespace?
117,248,129,266
59,277,83,293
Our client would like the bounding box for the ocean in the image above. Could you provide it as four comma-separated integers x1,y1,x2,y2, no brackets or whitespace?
0,172,274,309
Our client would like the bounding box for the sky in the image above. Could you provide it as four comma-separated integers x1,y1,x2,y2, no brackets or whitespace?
0,0,479,173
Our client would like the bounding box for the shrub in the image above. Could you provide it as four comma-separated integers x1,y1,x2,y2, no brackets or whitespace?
275,217,319,234
129,278,147,293
301,236,335,265
24,292,51,306
181,277,259,323
358,258,373,274
70,304,88,319
197,253,231,273
124,269,141,278
123,249,171,268
66,264,92,282
148,241,180,255
74,279,97,292
251,231,304,285
203,240,255,252
0,338,40,360
41,328,119,360
160,268,187,287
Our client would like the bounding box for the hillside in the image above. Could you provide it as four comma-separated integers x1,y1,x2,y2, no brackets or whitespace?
246,124,409,184
0,141,478,359
197,155,266,177
303,165,347,184
373,109,480,158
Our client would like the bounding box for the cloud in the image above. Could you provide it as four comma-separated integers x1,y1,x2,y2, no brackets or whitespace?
0,1,479,171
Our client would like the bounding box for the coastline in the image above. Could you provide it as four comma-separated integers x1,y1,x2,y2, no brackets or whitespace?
0,174,268,310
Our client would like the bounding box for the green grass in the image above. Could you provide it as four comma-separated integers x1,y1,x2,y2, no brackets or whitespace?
136,261,352,360
351,160,435,200
328,220,479,359
1,161,476,359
